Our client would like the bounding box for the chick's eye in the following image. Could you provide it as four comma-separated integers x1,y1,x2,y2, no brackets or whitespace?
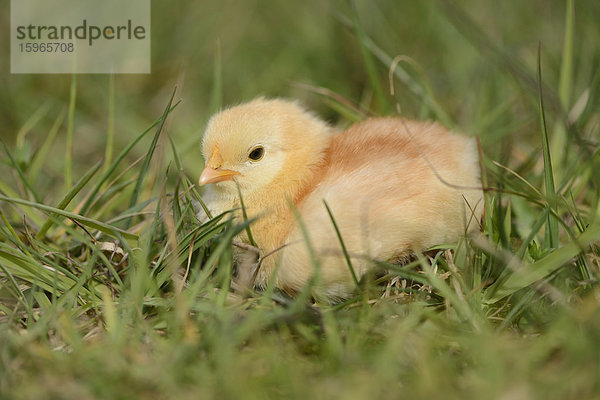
248,146,265,161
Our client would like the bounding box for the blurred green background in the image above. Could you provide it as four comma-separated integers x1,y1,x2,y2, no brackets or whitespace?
2,2,600,398
2,0,599,193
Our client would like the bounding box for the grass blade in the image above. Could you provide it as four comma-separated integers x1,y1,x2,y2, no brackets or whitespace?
350,1,390,114
558,0,575,111
323,200,359,289
127,87,177,217
104,74,115,175
437,0,559,109
551,0,575,181
79,100,181,216
65,73,77,192
0,139,41,203
484,221,600,304
28,107,66,184
0,261,30,309
0,194,137,241
236,182,257,247
537,44,559,249
336,11,453,126
36,160,102,240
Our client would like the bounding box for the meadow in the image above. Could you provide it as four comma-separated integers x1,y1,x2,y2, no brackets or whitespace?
1,1,600,398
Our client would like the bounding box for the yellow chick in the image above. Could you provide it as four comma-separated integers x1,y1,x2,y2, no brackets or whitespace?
198,98,483,300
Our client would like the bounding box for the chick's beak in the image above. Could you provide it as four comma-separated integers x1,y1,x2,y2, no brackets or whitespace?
199,144,240,185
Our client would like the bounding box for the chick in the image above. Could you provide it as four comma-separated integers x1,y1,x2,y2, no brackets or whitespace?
198,98,483,300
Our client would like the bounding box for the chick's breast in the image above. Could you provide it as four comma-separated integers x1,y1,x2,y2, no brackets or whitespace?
265,118,483,300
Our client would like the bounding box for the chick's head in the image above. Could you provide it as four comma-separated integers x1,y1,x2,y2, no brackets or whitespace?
199,98,333,199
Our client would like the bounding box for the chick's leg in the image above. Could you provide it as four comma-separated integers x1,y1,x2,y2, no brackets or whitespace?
232,241,262,294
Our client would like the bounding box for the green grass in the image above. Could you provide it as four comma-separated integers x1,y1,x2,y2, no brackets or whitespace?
2,1,600,399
